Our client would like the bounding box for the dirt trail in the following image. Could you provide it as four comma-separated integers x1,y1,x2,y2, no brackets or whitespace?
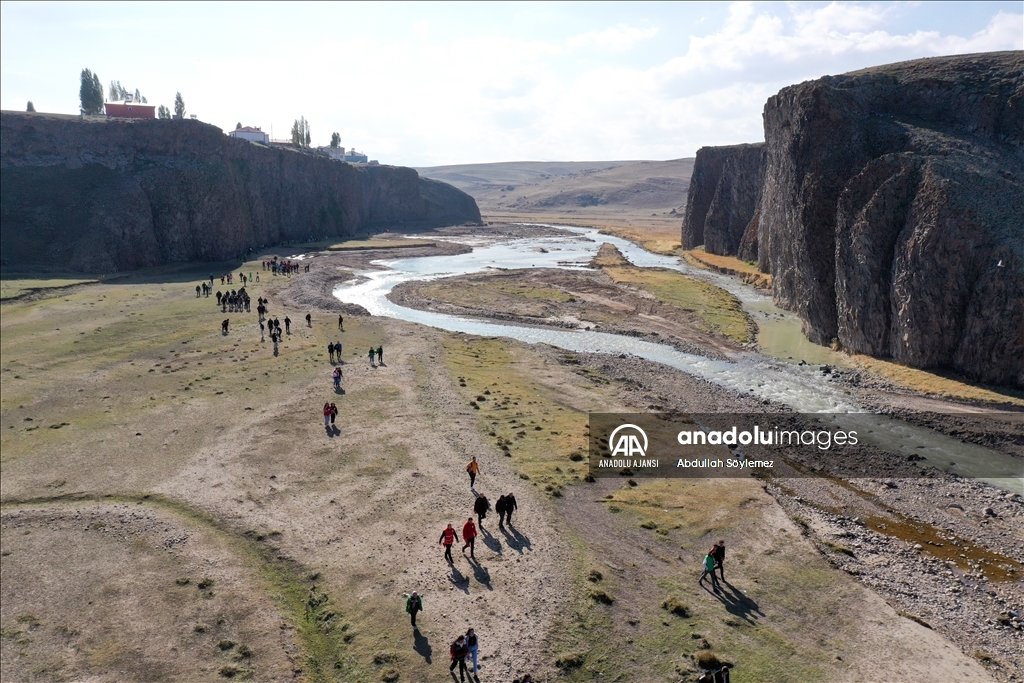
153,319,572,681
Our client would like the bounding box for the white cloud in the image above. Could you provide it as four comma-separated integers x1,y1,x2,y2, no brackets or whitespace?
567,25,659,51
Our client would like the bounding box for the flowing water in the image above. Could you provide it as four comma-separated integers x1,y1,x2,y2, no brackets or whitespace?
332,226,1023,493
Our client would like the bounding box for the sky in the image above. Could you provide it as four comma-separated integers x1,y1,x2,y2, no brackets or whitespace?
1,1,1021,166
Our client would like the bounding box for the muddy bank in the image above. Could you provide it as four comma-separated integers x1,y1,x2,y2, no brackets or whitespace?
389,266,746,362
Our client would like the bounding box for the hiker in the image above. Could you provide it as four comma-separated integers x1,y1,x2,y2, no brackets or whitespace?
195,284,201,297
216,291,223,306
323,402,331,428
504,492,518,526
462,517,477,559
333,367,342,391
369,347,376,367
699,550,721,592
330,403,338,426
260,321,265,341
334,341,342,360
711,540,726,582
305,313,312,327
465,628,480,675
439,523,459,563
221,319,229,335
405,591,423,629
328,342,335,363
376,345,383,364
466,456,480,488
338,314,344,331
449,635,470,682
473,493,489,529
496,495,507,529
284,316,291,334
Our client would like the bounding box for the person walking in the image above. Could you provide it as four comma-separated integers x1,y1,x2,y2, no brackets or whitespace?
449,635,470,682
333,367,342,391
328,342,335,363
305,312,312,327
439,523,459,563
496,495,507,530
699,549,721,592
376,345,383,364
473,493,489,529
334,341,342,360
461,518,477,560
466,456,480,488
260,320,265,342
405,591,423,629
284,316,291,334
338,314,344,331
711,540,726,582
323,402,331,429
465,628,480,676
504,492,518,526
329,403,338,426
369,347,376,367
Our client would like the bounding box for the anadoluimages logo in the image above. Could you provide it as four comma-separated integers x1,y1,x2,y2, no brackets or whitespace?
609,424,648,458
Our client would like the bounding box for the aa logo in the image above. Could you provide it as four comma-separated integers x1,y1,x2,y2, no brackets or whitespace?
609,424,648,458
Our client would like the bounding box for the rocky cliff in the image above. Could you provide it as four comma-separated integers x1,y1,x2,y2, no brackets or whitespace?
0,112,481,272
680,143,763,257
759,51,1023,387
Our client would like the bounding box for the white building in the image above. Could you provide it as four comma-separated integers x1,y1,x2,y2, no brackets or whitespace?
229,126,269,144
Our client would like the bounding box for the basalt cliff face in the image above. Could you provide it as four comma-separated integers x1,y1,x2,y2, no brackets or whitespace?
0,113,481,272
683,52,1024,387
680,143,763,256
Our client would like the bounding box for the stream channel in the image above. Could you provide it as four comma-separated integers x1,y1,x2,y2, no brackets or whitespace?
332,225,1023,494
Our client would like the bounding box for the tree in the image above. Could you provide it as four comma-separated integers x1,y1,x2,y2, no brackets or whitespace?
80,69,104,115
26,101,35,112
330,132,340,149
157,105,171,119
236,122,242,130
109,80,125,101
174,92,185,119
291,116,311,148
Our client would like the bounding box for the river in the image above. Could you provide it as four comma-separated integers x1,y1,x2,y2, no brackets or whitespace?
331,226,1023,493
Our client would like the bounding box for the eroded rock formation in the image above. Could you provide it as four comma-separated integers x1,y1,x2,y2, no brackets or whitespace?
1,112,481,272
681,143,763,256
683,52,1023,387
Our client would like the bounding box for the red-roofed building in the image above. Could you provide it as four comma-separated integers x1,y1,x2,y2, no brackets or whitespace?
104,101,155,118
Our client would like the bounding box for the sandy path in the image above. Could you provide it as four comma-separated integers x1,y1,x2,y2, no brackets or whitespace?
154,318,572,681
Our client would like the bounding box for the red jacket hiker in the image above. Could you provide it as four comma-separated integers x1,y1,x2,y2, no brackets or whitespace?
462,520,477,542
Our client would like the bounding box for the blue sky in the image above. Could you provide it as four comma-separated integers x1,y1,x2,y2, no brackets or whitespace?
2,1,1021,165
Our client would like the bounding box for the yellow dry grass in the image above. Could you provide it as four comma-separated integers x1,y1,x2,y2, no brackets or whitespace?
849,354,1024,406
683,249,772,289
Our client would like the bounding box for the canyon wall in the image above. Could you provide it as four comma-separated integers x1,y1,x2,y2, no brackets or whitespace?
0,112,481,272
680,143,762,256
682,51,1024,387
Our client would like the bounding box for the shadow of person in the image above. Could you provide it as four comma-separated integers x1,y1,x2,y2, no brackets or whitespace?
334,387,346,395
332,425,341,436
505,525,532,551
499,525,523,554
326,426,335,438
413,629,432,663
702,580,762,625
481,534,501,554
449,565,469,594
378,361,386,367
470,561,493,591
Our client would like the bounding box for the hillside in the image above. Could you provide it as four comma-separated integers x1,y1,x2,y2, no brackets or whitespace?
0,112,480,273
417,158,694,220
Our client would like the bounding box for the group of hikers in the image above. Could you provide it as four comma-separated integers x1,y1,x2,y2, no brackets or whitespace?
262,258,307,275
423,458,528,681
209,287,250,313
699,540,727,592
369,345,384,366
322,402,339,427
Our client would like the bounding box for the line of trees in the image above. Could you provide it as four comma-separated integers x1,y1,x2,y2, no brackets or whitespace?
77,67,185,120
108,80,147,103
291,116,311,147
79,68,104,114
330,132,341,149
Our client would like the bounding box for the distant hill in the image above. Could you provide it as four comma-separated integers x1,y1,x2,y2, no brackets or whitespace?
417,159,693,219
